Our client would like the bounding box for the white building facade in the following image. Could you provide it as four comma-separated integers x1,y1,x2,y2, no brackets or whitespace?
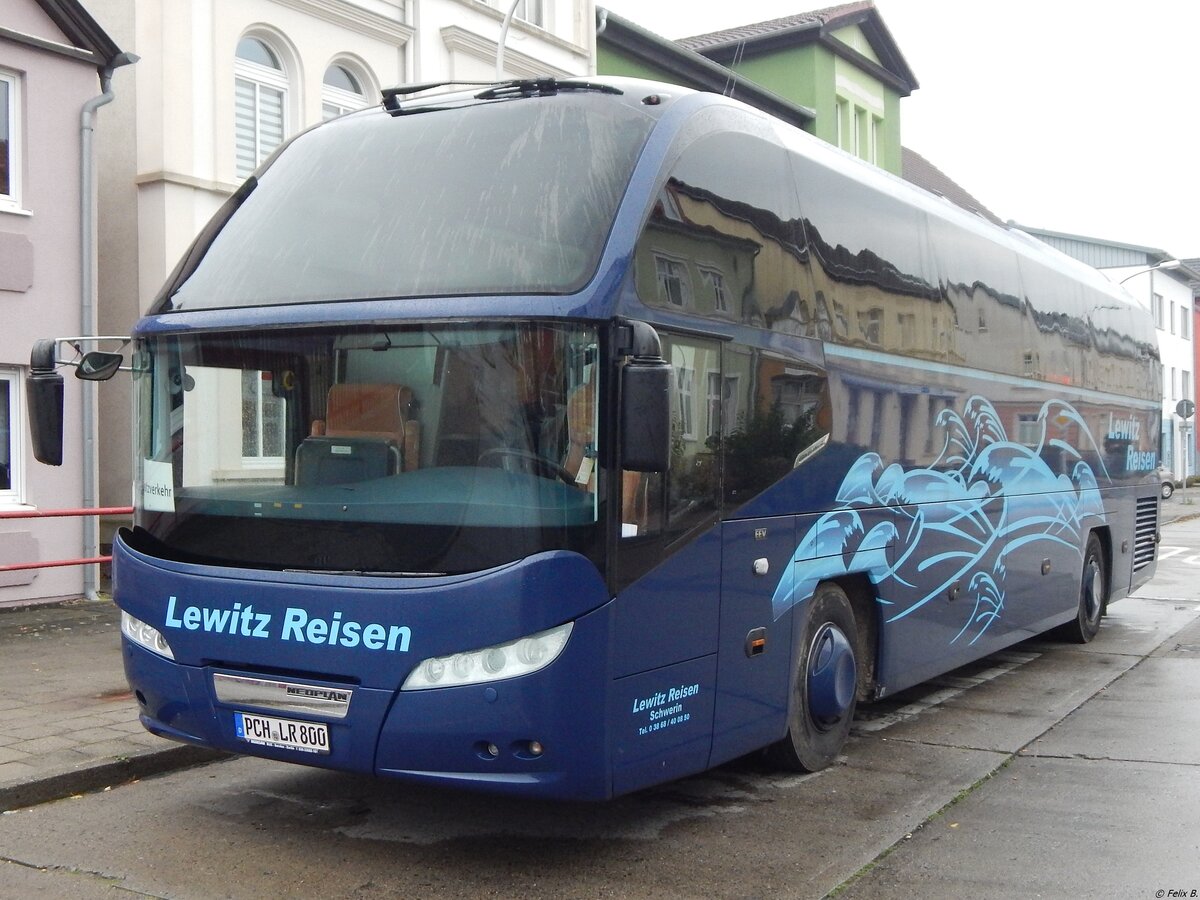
1110,263,1197,481
1016,227,1197,484
88,0,595,515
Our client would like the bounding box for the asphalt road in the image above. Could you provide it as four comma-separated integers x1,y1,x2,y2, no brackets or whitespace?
2,519,1199,899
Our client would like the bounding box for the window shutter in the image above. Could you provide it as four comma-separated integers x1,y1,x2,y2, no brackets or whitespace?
235,78,284,179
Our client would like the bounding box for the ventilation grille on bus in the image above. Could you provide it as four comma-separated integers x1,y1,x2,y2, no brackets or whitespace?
1133,497,1159,572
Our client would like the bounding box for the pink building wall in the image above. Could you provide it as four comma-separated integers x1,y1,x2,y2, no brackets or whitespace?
1,2,112,603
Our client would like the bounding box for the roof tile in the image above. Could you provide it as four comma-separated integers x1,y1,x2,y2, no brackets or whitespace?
679,1,874,51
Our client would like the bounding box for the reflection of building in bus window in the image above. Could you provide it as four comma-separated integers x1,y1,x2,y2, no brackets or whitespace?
722,357,830,507
706,372,740,439
564,381,596,491
667,337,720,535
654,254,691,308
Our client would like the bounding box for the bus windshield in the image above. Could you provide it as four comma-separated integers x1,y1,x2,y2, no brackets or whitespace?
129,322,603,575
160,93,654,311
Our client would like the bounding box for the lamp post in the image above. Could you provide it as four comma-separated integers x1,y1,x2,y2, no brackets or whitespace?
1116,258,1182,285
496,0,522,79
1180,399,1196,505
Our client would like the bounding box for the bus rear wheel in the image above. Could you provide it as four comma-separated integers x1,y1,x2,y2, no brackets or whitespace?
1055,533,1106,644
767,582,858,773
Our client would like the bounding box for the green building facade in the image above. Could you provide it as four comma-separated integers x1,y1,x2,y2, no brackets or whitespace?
596,3,917,176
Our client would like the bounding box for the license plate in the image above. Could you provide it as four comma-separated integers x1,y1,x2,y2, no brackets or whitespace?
234,711,330,755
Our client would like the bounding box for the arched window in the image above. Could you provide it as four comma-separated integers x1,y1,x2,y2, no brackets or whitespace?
322,64,367,120
234,36,288,179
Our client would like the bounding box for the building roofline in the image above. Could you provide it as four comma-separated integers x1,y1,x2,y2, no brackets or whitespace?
1012,223,1175,262
33,0,124,69
678,2,918,96
1013,224,1200,285
596,8,817,128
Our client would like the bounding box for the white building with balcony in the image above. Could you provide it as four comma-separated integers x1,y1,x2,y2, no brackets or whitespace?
86,0,595,522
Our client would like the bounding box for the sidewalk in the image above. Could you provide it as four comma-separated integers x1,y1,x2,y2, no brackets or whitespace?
0,599,222,812
1161,493,1200,525
2,501,1198,813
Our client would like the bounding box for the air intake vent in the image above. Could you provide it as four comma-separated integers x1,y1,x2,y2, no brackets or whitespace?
1133,497,1158,572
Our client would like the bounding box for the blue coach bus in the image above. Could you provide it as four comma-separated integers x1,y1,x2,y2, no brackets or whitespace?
30,77,1162,799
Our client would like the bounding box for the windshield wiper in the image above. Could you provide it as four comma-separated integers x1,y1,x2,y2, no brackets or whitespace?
473,78,624,101
381,77,622,114
381,80,499,112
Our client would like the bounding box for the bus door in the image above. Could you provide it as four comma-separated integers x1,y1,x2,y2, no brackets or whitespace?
608,330,723,795
710,517,795,766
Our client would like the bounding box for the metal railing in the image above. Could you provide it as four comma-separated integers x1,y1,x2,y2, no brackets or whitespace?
0,506,134,573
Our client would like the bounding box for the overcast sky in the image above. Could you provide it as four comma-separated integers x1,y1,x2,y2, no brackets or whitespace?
598,0,1199,259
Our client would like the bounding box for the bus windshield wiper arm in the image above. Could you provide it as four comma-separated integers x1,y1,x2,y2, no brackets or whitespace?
474,78,623,101
381,78,622,114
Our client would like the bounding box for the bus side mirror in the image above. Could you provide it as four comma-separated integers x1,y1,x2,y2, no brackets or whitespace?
27,339,65,466
76,350,124,381
618,320,671,473
620,358,671,473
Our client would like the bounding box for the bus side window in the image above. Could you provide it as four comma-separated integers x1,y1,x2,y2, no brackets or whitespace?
622,334,721,541
621,469,659,538
722,354,830,509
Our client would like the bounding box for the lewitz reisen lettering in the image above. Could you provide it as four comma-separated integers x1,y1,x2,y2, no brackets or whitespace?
162,596,411,652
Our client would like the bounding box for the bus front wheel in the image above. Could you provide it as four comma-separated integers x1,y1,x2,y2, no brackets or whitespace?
767,582,858,772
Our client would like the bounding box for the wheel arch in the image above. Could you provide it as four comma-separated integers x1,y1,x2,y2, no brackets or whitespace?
1087,525,1113,613
826,573,880,702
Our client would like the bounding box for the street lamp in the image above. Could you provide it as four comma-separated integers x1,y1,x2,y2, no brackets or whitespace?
496,0,523,79
1117,258,1182,285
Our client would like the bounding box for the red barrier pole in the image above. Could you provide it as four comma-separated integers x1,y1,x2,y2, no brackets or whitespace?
0,556,113,573
0,506,133,571
0,506,133,520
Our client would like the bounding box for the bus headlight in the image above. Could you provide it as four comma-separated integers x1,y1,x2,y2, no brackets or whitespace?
121,611,175,660
400,622,573,691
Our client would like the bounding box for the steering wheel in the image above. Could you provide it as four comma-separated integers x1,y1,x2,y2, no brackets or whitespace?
477,447,577,485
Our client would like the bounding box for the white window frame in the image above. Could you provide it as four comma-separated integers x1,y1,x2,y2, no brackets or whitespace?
705,372,740,439
834,96,853,153
0,70,22,213
1152,293,1164,330
675,366,695,440
1181,307,1191,340
1016,413,1039,447
858,307,883,345
234,38,289,180
699,266,729,313
322,63,368,121
654,253,691,308
240,370,286,467
0,369,23,506
499,0,545,27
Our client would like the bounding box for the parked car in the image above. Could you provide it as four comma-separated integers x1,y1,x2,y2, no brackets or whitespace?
1157,465,1176,499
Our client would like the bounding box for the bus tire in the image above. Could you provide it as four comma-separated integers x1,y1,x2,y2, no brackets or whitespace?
1055,533,1106,644
767,582,858,772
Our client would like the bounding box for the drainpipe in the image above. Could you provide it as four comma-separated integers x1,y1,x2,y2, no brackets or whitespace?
79,52,137,601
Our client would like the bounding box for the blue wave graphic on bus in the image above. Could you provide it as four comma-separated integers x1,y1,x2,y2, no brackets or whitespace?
772,396,1107,645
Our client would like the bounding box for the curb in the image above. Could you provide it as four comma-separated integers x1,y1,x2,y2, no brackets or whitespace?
0,744,229,813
